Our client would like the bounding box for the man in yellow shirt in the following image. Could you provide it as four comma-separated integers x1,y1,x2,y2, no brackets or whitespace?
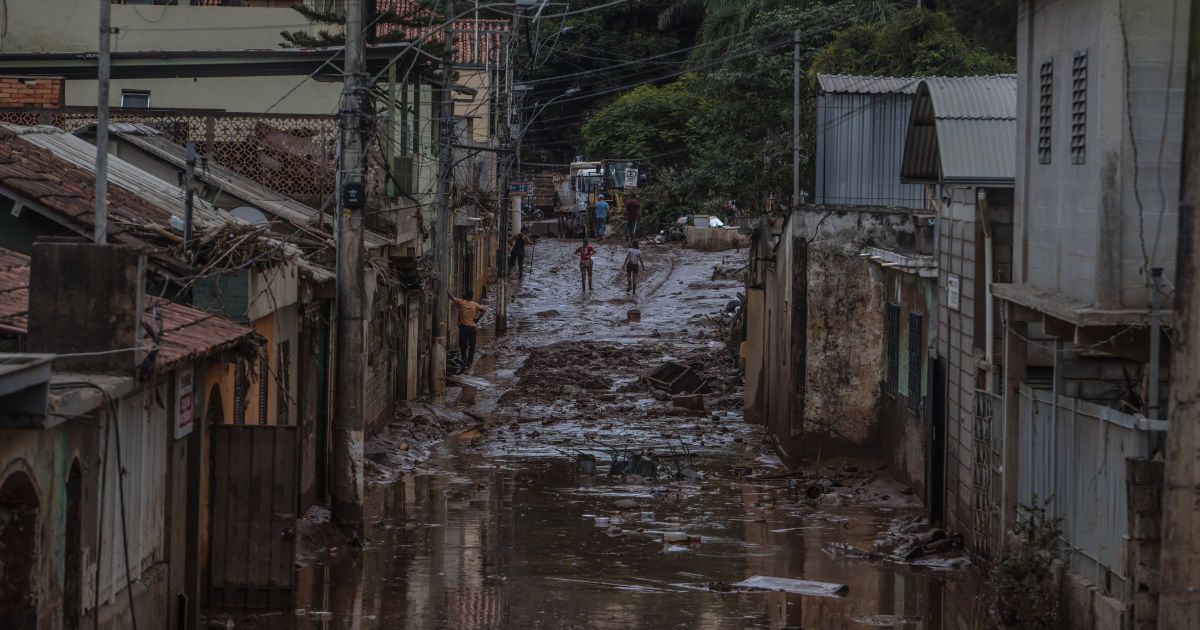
449,289,484,367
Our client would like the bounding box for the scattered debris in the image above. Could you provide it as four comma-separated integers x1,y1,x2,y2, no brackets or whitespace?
645,361,708,395
730,575,849,597
671,393,705,412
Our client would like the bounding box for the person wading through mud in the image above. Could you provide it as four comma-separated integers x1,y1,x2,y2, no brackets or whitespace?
624,194,640,240
624,240,644,294
594,194,609,240
448,289,483,367
508,227,533,279
575,238,596,292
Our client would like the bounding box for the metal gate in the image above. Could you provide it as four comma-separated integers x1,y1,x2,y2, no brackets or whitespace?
210,424,298,609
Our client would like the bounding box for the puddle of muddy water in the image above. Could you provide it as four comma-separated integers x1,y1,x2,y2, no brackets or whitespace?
219,440,984,630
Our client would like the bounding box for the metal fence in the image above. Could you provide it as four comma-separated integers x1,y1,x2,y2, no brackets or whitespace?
1017,384,1161,598
973,389,1003,560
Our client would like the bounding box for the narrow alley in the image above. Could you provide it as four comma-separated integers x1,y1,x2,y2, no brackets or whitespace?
219,240,980,629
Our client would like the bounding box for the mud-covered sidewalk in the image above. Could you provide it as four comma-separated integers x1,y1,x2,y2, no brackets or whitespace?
220,239,982,630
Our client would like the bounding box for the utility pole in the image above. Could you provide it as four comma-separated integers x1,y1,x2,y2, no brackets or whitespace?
495,19,514,334
432,0,456,401
792,29,801,213
1161,0,1200,623
95,0,111,244
332,0,366,532
183,141,196,251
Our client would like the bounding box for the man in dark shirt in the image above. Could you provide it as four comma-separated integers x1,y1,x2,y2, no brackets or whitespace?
625,195,641,240
508,227,533,279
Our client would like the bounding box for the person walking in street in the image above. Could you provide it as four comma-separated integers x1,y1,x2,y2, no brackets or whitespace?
575,238,596,292
594,194,609,240
624,240,644,294
508,227,533,279
449,289,483,367
624,194,641,240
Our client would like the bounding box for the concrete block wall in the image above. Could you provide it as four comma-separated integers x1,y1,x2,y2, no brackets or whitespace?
1016,0,1188,309
938,188,984,549
1125,458,1163,630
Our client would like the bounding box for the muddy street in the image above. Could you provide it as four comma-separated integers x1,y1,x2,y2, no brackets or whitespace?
219,240,982,630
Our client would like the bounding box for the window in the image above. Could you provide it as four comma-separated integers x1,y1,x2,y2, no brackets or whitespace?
120,89,151,108
885,303,900,397
1038,60,1053,164
907,312,923,412
1071,50,1088,164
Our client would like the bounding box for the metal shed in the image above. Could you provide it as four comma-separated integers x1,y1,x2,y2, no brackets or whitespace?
815,75,925,208
900,75,1018,187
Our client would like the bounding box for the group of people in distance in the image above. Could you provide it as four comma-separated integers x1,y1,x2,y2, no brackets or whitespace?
448,192,647,370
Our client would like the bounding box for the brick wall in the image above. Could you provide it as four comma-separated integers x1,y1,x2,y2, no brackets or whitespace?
0,76,63,108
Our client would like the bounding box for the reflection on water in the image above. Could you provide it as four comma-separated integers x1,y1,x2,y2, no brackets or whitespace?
221,441,985,630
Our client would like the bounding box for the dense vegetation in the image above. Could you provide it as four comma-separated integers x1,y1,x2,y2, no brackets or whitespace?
562,0,1014,227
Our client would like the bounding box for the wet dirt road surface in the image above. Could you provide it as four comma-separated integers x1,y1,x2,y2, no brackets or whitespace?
225,239,984,630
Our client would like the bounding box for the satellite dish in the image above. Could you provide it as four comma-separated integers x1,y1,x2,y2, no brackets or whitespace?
230,206,269,225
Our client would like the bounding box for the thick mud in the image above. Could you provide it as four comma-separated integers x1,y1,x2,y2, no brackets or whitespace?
209,240,985,629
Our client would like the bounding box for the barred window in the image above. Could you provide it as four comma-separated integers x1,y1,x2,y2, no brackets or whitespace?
1038,60,1053,164
886,303,900,397
1071,51,1088,164
907,312,923,413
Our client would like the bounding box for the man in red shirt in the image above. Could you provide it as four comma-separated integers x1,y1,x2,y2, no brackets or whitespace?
575,238,596,292
624,194,641,240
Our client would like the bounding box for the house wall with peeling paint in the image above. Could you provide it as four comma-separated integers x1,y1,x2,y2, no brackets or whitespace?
746,206,930,473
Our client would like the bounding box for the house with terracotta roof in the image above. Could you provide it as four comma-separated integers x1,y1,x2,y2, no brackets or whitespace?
0,242,259,630
0,123,343,621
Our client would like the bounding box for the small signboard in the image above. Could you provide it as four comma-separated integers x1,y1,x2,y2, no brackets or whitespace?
946,274,961,312
175,364,194,439
509,181,533,194
341,182,366,209
624,168,639,188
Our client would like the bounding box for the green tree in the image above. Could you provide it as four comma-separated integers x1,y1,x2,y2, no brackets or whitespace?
580,79,704,166
810,7,1014,77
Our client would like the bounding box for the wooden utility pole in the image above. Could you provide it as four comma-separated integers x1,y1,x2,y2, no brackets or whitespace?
432,0,456,400
95,0,111,244
332,0,366,532
1160,1,1200,624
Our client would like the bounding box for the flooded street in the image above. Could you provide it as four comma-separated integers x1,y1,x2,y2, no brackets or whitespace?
221,240,984,630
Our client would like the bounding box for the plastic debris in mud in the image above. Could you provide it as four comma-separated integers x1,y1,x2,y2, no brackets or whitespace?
730,575,849,597
576,453,597,475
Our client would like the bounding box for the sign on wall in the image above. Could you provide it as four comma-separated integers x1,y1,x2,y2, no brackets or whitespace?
175,364,194,439
946,274,961,312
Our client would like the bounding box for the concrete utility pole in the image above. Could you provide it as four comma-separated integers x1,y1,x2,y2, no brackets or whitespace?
95,0,111,244
1161,1,1200,624
495,19,514,334
792,29,801,212
432,0,456,401
183,141,196,250
332,0,367,532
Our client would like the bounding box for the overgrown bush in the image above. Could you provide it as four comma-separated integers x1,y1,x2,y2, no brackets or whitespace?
989,496,1063,629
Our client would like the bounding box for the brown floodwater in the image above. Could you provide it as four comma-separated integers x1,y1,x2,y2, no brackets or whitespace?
210,241,987,629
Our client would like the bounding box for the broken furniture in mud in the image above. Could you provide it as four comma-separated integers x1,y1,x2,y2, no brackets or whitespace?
574,439,701,480
644,362,707,395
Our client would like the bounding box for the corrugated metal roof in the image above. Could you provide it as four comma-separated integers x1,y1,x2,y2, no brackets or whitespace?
921,75,1017,119
900,75,1017,186
101,124,390,251
0,124,334,282
0,246,257,371
818,75,920,95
